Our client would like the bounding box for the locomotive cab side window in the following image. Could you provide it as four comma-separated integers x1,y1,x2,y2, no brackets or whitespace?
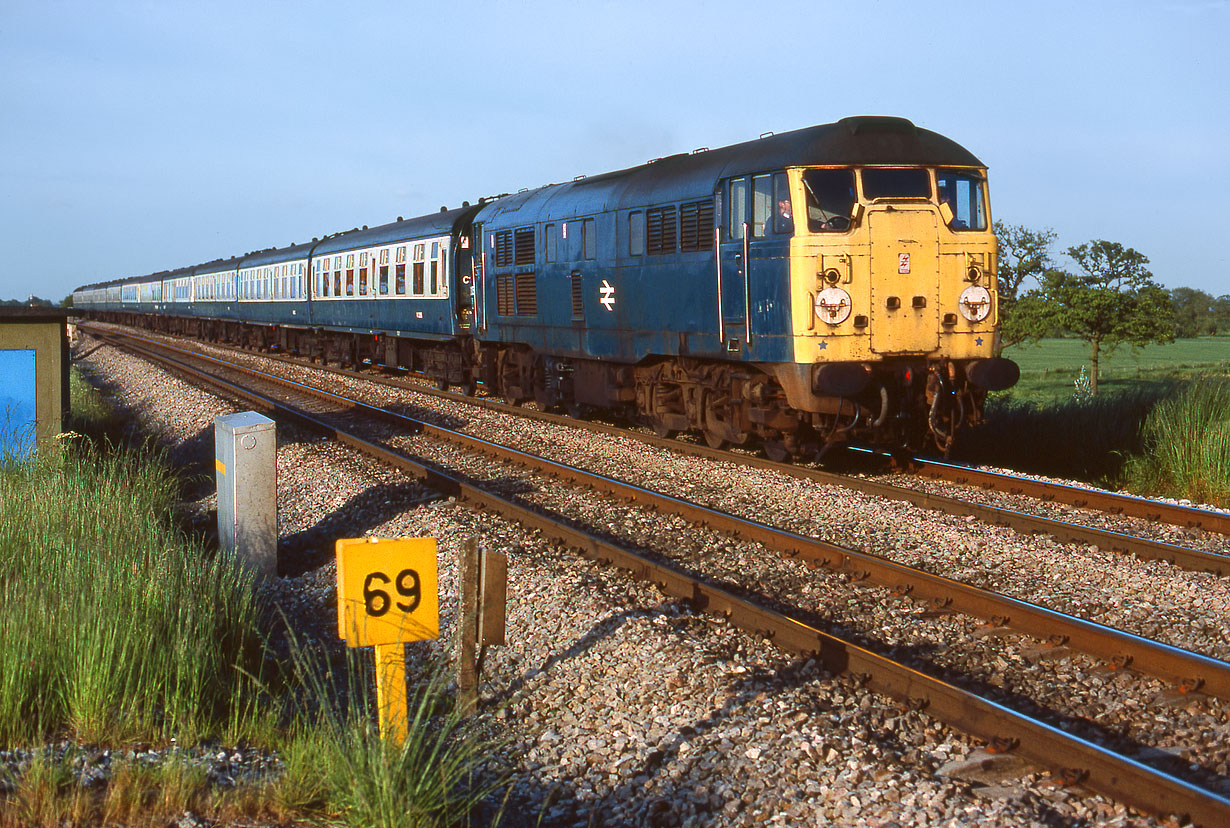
751,174,772,237
802,169,856,232
728,177,748,239
771,172,793,236
935,170,987,231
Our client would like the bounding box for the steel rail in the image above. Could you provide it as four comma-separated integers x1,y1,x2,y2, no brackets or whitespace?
897,453,1230,536
82,323,1230,547
80,327,1230,827
86,327,1230,703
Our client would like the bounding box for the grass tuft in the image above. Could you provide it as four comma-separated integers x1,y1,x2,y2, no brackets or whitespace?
0,438,266,744
1124,376,1230,506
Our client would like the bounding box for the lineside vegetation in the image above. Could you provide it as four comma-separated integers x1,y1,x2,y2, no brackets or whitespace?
0,369,505,827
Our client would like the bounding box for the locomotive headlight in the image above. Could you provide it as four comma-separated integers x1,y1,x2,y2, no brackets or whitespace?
815,287,852,325
966,265,982,283
958,285,992,322
823,268,842,285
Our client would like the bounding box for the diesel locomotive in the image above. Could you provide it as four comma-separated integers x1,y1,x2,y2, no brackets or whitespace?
74,116,1019,458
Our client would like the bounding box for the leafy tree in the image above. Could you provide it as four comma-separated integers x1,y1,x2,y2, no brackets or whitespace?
993,222,1058,353
1213,294,1230,335
1170,287,1217,337
1029,240,1174,395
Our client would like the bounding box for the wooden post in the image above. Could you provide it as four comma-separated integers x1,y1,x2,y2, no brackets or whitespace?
457,539,479,713
479,548,507,646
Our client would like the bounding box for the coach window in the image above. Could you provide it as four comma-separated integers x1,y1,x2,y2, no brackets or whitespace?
728,177,748,239
802,169,856,232
359,252,369,296
396,262,406,295
430,241,440,294
752,174,772,237
412,244,425,294
629,212,644,256
582,218,596,260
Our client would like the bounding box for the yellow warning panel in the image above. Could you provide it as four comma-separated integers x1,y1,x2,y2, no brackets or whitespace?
336,537,439,647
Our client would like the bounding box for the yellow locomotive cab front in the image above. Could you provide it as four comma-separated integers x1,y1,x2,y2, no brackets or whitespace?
782,163,1018,452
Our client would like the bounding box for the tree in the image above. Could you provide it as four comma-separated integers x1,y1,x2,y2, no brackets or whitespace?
1212,294,1230,335
1170,287,1216,337
1031,240,1174,395
993,222,1058,353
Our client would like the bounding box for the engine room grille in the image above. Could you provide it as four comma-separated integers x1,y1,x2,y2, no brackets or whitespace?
570,272,584,319
496,275,514,315
494,231,514,268
514,228,535,266
647,206,677,255
680,200,715,252
514,273,537,316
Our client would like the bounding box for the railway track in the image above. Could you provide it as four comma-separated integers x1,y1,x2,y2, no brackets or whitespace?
81,324,1230,825
78,322,1230,577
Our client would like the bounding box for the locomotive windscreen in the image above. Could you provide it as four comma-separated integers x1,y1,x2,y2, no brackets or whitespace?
861,168,931,200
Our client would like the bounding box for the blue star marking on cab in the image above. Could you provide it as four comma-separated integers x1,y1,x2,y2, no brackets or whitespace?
818,340,828,350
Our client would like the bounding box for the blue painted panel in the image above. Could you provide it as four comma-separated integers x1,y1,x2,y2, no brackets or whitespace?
0,349,37,459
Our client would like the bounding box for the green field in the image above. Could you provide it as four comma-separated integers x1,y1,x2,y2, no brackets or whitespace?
1000,336,1230,400
962,337,1230,505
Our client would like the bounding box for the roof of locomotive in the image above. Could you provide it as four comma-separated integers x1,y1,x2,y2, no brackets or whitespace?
475,116,984,226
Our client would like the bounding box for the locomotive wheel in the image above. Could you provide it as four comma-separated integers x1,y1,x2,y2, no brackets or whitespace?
703,429,727,450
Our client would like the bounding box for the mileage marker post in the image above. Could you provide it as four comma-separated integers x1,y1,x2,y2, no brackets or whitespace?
336,537,439,743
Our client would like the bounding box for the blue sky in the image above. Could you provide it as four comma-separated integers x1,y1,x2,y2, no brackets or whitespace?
2,0,1228,302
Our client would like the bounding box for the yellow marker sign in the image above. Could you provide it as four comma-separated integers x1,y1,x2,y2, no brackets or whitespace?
336,537,439,743
336,537,439,647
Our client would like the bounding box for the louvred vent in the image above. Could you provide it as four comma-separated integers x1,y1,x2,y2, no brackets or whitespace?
495,231,514,267
497,275,514,315
680,200,714,252
514,228,535,266
570,273,584,319
515,273,537,316
647,206,677,255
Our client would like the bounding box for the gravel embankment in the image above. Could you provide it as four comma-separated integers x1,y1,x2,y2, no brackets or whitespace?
61,332,1230,827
